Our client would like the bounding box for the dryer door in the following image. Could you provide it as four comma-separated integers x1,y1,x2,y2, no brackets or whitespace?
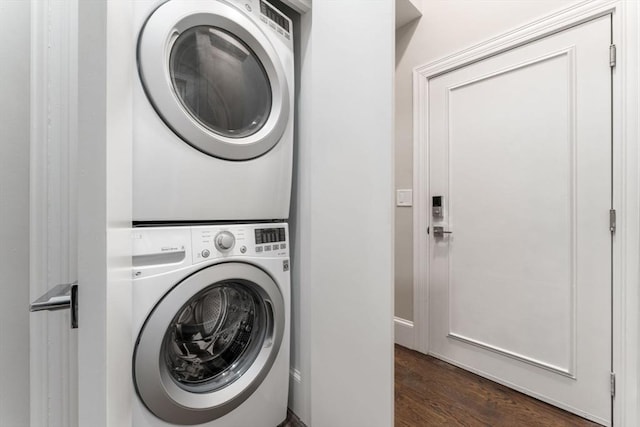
134,262,285,425
138,0,290,160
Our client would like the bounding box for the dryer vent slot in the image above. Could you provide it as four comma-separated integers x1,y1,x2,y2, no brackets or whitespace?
133,251,186,267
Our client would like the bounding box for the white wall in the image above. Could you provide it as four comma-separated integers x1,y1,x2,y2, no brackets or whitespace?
291,1,395,426
0,1,31,426
288,2,311,421
394,0,583,323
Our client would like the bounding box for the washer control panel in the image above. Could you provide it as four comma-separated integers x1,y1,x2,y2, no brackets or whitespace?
214,231,236,252
132,227,192,278
132,224,289,277
254,226,287,253
192,223,289,264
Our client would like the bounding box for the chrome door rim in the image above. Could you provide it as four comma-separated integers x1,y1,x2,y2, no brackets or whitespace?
138,0,290,160
134,262,285,425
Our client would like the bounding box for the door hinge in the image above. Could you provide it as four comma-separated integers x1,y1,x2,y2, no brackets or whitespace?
610,44,617,67
610,209,616,233
611,372,616,397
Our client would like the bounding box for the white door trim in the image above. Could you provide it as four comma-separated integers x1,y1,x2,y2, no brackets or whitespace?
76,2,134,426
412,0,640,424
30,0,79,425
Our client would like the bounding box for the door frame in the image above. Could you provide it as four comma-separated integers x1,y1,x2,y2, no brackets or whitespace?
29,0,79,425
75,2,135,426
30,2,136,426
411,0,640,424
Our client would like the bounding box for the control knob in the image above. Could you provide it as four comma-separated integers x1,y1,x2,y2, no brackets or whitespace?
215,231,235,252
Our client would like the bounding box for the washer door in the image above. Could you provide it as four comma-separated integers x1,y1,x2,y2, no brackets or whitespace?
134,262,285,425
138,0,290,160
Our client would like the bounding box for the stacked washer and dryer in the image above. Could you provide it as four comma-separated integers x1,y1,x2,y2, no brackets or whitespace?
131,1,294,426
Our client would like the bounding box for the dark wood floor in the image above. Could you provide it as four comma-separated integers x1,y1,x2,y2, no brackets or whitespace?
395,345,602,427
279,409,306,427
281,345,601,426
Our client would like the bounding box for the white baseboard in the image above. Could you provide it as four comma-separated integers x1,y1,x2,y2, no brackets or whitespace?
288,367,306,423
289,368,302,385
394,317,414,349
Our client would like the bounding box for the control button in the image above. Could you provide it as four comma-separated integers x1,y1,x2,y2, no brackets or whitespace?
265,245,272,251
201,249,210,258
256,246,263,253
281,243,286,249
273,244,279,250
215,231,235,252
245,4,252,12
285,33,290,40
240,246,247,254
277,27,283,35
260,16,267,23
269,21,276,29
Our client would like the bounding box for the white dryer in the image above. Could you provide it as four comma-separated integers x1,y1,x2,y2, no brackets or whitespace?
133,0,294,223
132,223,290,426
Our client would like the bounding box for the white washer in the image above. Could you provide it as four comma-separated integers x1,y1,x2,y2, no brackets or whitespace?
133,0,294,222
132,223,290,426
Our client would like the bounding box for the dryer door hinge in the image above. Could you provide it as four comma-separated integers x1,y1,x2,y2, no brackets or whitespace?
611,372,616,397
610,44,617,67
610,209,616,233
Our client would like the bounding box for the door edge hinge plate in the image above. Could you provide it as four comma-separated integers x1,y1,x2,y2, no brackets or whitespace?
610,209,616,233
611,372,616,397
610,44,616,67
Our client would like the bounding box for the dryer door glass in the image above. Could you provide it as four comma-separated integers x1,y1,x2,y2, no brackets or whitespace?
161,280,268,393
169,26,272,139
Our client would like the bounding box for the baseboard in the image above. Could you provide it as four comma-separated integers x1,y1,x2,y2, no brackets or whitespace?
289,368,302,385
288,367,305,422
394,317,414,349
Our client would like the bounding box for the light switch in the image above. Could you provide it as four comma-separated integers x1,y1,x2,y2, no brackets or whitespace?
396,189,413,207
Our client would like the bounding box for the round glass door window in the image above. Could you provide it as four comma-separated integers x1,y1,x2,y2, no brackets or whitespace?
162,280,267,393
169,26,272,139
134,262,285,424
138,1,291,160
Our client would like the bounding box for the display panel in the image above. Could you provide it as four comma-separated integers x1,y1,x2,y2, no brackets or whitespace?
255,227,286,244
260,1,290,33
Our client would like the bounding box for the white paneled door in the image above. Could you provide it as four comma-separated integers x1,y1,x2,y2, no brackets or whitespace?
428,15,612,425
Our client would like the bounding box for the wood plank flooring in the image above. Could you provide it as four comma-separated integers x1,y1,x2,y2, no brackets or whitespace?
395,345,602,427
281,345,601,426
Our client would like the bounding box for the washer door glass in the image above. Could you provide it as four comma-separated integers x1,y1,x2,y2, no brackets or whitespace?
134,262,285,425
163,280,266,393
170,26,272,139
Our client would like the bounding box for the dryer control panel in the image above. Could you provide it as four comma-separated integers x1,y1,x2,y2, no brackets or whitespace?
256,0,292,41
